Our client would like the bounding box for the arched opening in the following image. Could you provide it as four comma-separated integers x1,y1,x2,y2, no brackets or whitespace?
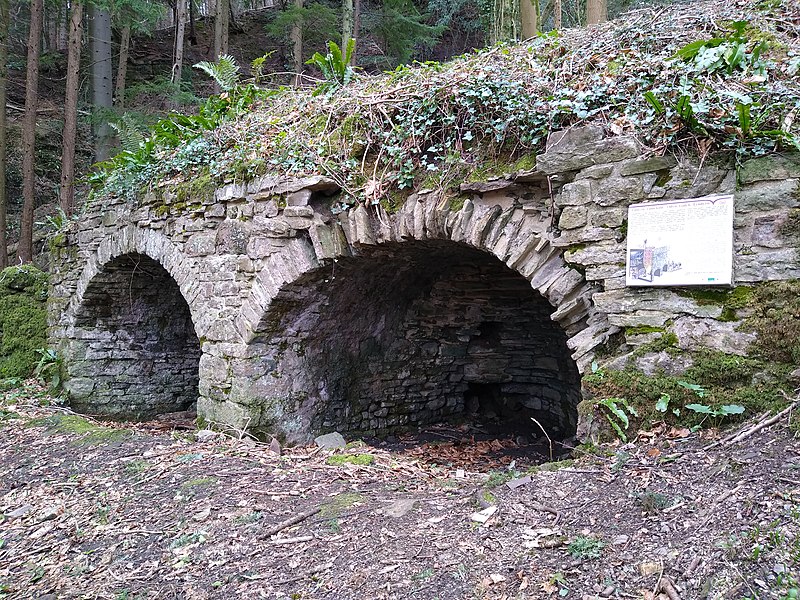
249,240,582,445
65,253,201,420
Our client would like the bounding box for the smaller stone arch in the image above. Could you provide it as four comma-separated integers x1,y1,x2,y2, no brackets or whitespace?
62,228,203,419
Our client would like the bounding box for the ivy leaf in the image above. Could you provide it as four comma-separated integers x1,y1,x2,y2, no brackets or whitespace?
720,404,745,415
655,394,670,413
685,403,713,414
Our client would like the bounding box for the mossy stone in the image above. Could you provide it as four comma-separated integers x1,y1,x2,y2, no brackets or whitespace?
0,266,48,378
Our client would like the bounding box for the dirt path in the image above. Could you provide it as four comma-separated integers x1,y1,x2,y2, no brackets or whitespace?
1,385,799,599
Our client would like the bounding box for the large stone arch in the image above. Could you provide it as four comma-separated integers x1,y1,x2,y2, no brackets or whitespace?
61,227,205,419
222,194,613,443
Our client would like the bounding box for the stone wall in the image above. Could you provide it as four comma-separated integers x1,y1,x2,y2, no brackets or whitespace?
48,125,800,442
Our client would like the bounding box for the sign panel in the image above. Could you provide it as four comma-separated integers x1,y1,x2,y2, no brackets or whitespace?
626,194,734,287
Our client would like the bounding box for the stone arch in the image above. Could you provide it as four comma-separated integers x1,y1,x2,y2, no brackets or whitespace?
67,227,202,330
62,228,203,419
232,195,613,443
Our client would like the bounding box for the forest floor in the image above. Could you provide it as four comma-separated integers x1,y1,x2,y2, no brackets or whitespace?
1,382,799,600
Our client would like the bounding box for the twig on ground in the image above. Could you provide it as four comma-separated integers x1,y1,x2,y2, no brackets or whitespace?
270,535,314,545
261,507,321,539
724,397,799,446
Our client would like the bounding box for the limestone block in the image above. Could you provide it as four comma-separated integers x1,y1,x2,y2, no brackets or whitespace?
584,264,625,281
618,156,677,176
199,354,229,384
466,205,502,246
739,154,800,184
216,220,251,255
185,231,217,256
206,203,225,218
750,214,787,248
660,163,729,199
563,243,624,266
538,128,639,175
589,207,625,228
575,164,614,180
671,316,756,356
607,310,673,327
283,206,314,218
633,350,694,376
735,179,799,212
309,222,348,261
556,180,595,207
551,226,617,246
287,190,312,206
558,206,588,230
593,289,723,318
735,249,800,282
252,217,296,239
352,204,376,245
594,175,646,206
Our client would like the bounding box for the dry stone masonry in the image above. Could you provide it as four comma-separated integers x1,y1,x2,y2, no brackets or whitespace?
48,125,800,442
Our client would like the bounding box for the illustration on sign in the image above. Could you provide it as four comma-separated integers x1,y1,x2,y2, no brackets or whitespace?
626,194,734,287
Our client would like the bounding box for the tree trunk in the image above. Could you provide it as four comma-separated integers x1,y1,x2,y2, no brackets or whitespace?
172,0,187,84
342,0,353,53
520,0,537,38
18,0,43,264
114,23,130,108
188,0,197,45
554,0,561,28
90,4,113,161
351,0,359,65
214,0,229,59
586,0,606,24
0,0,9,267
59,0,83,216
291,0,303,86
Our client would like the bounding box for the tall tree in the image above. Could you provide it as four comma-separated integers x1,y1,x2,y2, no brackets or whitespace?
114,22,130,107
59,0,83,215
18,0,44,263
342,0,353,56
586,0,606,24
113,0,165,107
214,0,229,59
172,0,187,84
290,0,303,85
90,4,114,161
0,0,8,267
553,0,561,28
520,0,537,38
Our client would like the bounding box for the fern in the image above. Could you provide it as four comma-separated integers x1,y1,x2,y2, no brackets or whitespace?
110,113,146,153
193,55,241,92
306,39,356,95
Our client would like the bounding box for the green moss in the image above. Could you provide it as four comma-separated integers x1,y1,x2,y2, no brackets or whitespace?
0,266,48,379
325,453,375,466
180,477,218,490
380,189,410,214
583,347,792,432
511,153,536,172
745,280,800,364
779,209,800,241
528,459,575,473
27,414,132,446
448,195,467,212
319,492,364,517
625,325,665,335
175,173,215,205
677,286,753,321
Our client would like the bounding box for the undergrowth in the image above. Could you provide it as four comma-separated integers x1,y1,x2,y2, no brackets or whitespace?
89,1,799,210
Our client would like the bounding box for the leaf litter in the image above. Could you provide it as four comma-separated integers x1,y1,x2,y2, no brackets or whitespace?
1,382,800,598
